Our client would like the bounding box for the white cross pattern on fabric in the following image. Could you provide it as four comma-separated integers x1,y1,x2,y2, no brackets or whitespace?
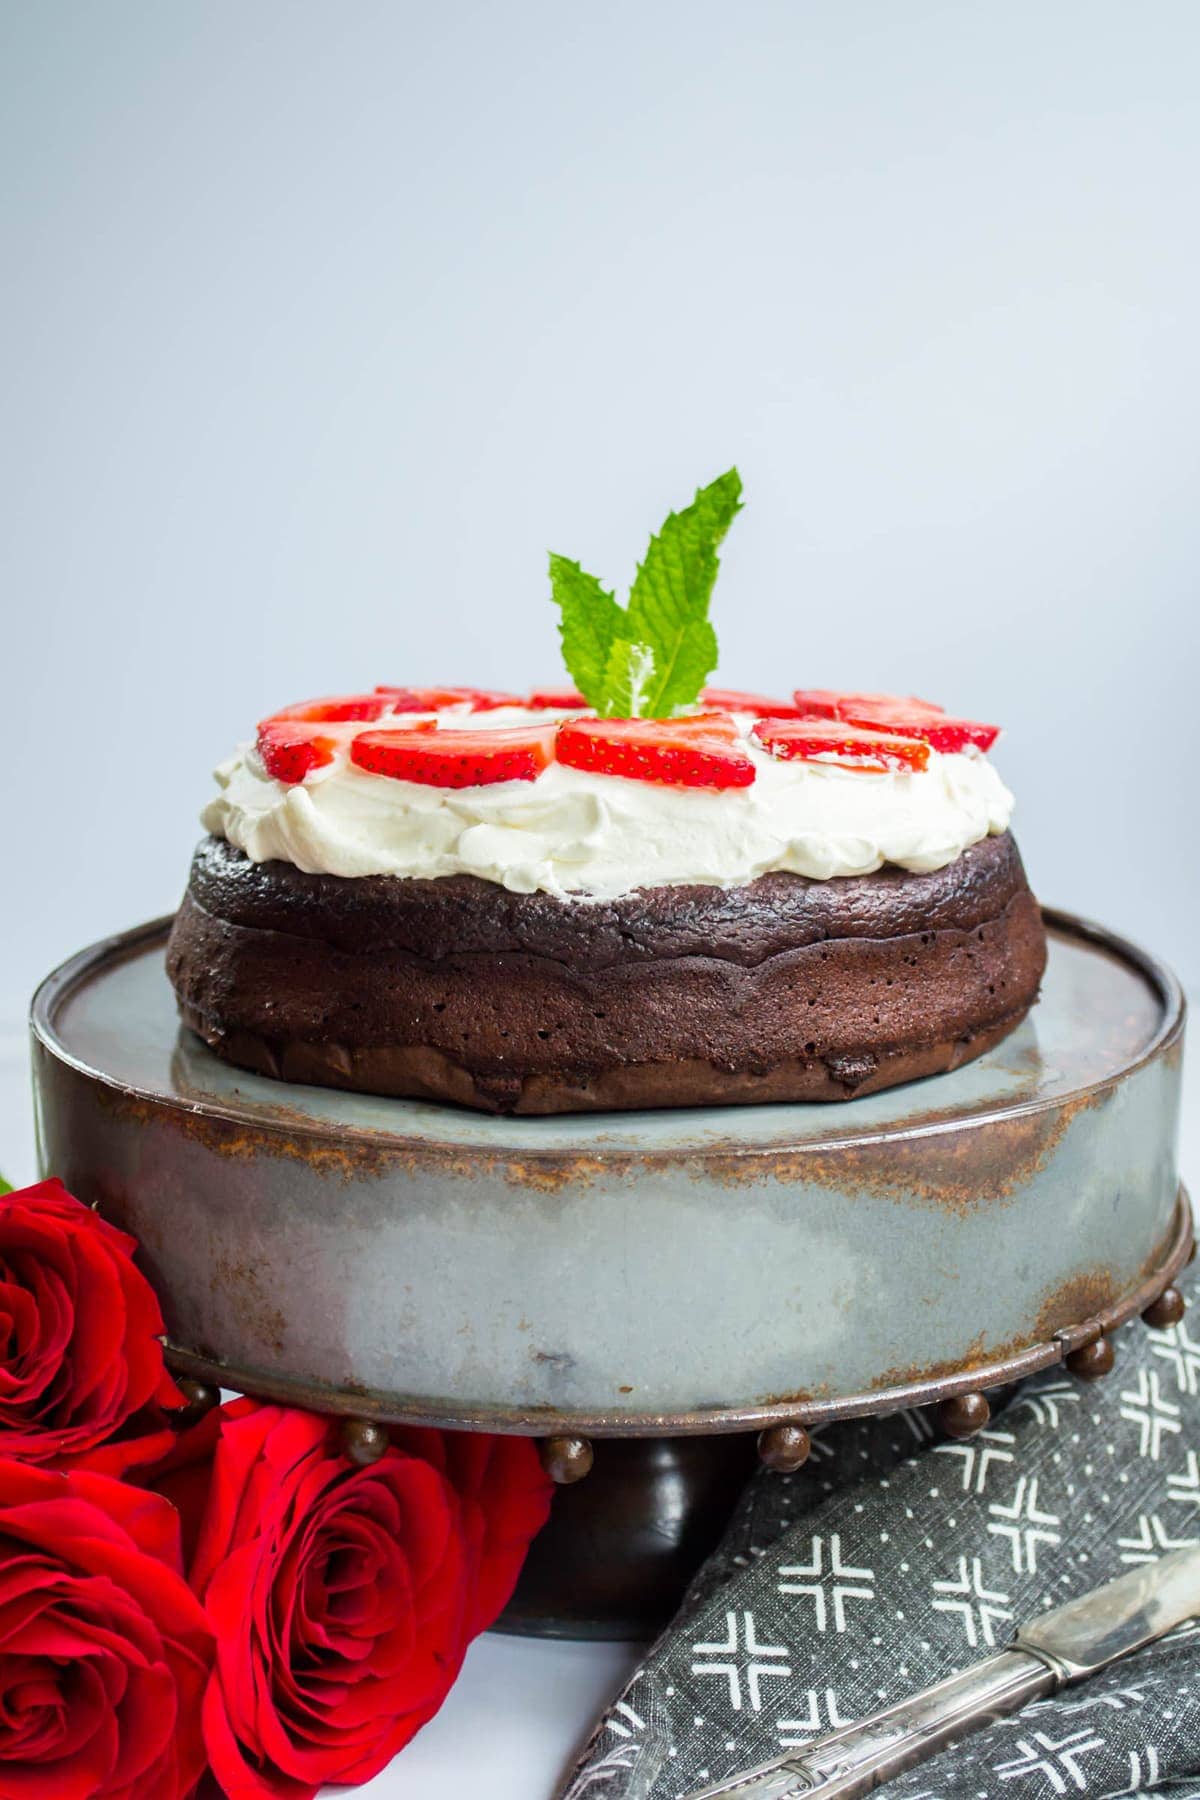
777,1689,850,1747
1120,1369,1183,1459
1010,1381,1081,1431
1028,1684,1148,1719
565,1740,641,1790
1116,1512,1199,1564
1168,1449,1200,1510
933,1428,1017,1493
1149,1317,1200,1395
690,1609,791,1711
603,1699,647,1741
994,1728,1105,1793
931,1556,1013,1648
777,1534,876,1633
988,1474,1063,1573
1111,1746,1162,1794
896,1407,936,1443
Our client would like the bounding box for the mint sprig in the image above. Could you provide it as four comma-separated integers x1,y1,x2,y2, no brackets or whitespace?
545,556,624,702
602,638,658,717
0,1174,11,1196
549,468,742,717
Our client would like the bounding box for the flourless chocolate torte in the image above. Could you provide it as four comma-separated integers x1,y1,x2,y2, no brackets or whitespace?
167,470,1046,1114
167,686,1046,1115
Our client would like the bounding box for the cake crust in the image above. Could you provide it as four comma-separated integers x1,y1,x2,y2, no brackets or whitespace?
167,832,1048,1114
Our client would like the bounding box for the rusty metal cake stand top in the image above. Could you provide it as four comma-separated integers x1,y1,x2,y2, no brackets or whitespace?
31,905,1187,1442
30,908,1189,1635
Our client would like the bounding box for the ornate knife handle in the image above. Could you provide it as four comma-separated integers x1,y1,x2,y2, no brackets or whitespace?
687,1650,1054,1800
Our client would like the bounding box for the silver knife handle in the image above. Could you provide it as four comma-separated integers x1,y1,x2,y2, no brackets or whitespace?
688,1650,1055,1800
804,1649,1054,1797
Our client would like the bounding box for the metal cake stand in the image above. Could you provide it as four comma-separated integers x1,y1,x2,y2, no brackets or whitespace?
30,909,1189,1636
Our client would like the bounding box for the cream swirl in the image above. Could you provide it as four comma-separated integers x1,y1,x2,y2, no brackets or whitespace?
200,709,1014,901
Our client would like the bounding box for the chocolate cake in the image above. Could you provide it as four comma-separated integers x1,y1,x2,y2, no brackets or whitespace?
168,826,1045,1114
168,480,1055,1109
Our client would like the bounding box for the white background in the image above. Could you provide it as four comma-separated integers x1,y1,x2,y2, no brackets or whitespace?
1,5,1198,1794
3,1,1199,1012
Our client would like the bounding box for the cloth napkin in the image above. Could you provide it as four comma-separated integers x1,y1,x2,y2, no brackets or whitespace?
559,1266,1200,1800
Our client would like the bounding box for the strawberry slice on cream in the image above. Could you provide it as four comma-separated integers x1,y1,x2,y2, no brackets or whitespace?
527,686,588,710
791,690,946,721
256,721,340,784
840,701,998,755
351,723,556,787
700,687,806,716
373,685,521,713
753,717,930,774
556,713,755,789
257,714,436,785
263,694,394,725
791,691,998,754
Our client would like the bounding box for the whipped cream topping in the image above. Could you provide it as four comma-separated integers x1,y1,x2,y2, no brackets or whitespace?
201,708,1014,902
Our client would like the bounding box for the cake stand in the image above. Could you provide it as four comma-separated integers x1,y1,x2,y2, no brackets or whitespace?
30,909,1189,1637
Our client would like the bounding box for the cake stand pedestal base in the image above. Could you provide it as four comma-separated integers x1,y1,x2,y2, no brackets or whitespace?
500,1435,759,1639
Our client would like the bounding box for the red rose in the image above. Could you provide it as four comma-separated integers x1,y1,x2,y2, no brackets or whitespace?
0,1179,182,1463
61,1418,182,1482
190,1402,551,1799
0,1457,213,1798
133,1408,223,1573
392,1425,554,1634
71,1407,222,1572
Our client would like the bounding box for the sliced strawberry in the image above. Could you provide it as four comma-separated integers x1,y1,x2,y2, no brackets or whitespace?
256,720,340,784
556,713,755,789
263,693,392,726
351,723,556,787
373,685,522,712
527,686,587,709
702,686,806,716
791,689,946,721
789,691,997,753
835,699,998,754
257,712,435,784
753,717,930,773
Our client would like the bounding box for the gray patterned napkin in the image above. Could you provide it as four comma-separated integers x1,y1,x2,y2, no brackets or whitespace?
560,1273,1200,1800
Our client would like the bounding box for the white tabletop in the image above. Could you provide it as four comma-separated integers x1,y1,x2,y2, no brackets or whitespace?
1,1024,1193,1798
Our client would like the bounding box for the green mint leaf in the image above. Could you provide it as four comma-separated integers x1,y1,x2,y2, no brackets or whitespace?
625,467,742,717
600,638,657,717
0,1174,12,1196
547,554,624,710
646,614,718,717
547,468,742,715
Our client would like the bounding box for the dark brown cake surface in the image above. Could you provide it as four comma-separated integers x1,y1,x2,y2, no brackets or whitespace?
166,832,1047,1114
